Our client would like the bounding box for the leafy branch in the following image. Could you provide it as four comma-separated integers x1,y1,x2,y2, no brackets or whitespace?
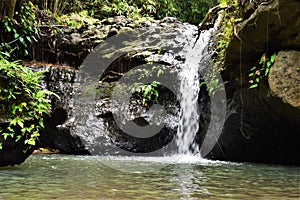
248,53,276,89
0,56,59,149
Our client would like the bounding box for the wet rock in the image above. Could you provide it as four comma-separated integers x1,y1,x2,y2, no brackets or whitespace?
27,64,89,154
108,27,119,37
0,128,34,167
31,15,163,67
24,18,196,156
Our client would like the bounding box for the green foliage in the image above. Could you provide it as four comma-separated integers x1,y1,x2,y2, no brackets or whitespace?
30,0,83,15
202,0,241,95
132,65,164,107
58,10,97,28
200,69,225,96
248,53,276,89
152,65,164,78
155,0,218,25
32,0,217,24
137,81,160,107
214,0,241,68
0,2,38,59
0,56,59,149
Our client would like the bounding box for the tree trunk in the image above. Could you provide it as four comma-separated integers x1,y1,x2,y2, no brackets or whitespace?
0,0,17,19
7,0,16,18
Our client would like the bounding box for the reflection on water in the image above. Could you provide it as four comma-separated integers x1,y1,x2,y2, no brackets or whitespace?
0,154,299,200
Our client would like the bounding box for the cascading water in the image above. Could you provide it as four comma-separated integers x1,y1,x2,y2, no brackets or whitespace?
175,29,213,155
176,62,200,155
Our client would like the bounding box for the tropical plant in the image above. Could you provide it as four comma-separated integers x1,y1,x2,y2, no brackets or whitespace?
31,0,217,24
0,1,38,59
200,0,242,95
214,0,242,68
248,53,276,89
0,55,59,149
137,81,160,107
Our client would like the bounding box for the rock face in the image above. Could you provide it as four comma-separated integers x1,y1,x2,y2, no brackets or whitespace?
268,50,300,108
30,65,89,154
207,0,300,165
27,17,197,156
32,12,180,67
0,124,34,166
227,0,300,66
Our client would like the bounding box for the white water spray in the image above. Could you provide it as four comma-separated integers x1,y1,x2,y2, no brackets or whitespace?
176,29,213,155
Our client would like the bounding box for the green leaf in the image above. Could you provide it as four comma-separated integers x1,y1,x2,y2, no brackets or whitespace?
7,127,14,132
25,138,35,146
3,133,8,140
248,73,255,77
259,56,264,64
14,32,20,38
32,132,40,138
39,118,44,128
6,26,11,32
249,84,258,89
10,118,18,126
12,105,20,114
157,69,164,77
15,135,22,142
265,68,270,76
17,119,24,128
26,36,32,43
200,81,207,87
32,36,38,42
270,53,276,63
19,37,25,44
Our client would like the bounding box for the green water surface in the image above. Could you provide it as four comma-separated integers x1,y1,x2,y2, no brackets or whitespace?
0,154,299,200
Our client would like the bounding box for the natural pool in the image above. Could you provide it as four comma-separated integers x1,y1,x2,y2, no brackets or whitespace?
0,154,299,200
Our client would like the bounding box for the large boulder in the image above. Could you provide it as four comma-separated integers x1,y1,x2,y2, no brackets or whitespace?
28,17,197,156
32,13,179,67
268,50,300,108
26,64,89,154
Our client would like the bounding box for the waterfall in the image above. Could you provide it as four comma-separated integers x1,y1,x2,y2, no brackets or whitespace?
74,22,218,158
175,29,213,155
176,62,200,154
